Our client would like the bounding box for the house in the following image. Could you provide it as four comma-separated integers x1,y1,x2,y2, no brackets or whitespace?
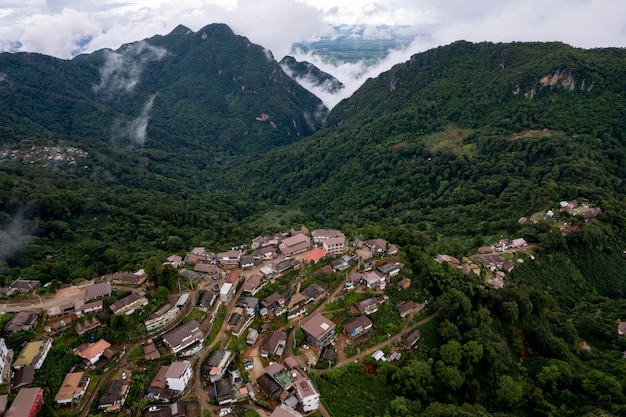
109,292,149,315
323,235,345,256
74,339,111,365
175,293,189,309
270,405,303,417
220,283,235,303
74,300,103,317
13,338,52,369
273,259,293,275
242,273,266,296
294,378,320,412
246,328,259,345
397,278,411,290
311,229,343,244
85,281,111,301
396,300,418,319
197,290,217,312
106,272,147,287
202,350,233,383
303,248,326,263
217,250,241,268
12,366,34,389
261,293,283,312
618,321,626,337
377,263,401,277
278,234,311,257
4,312,38,334
365,239,389,255
166,255,183,268
300,284,326,305
301,313,336,348
145,304,180,334
361,256,376,271
98,379,130,412
193,263,221,280
0,338,11,384
252,246,278,261
343,316,373,339
146,365,175,402
227,308,254,338
9,279,40,294
372,350,386,361
240,255,255,269
6,387,43,417
287,293,308,320
354,298,380,315
257,374,284,401
162,321,203,355
225,269,243,286
260,331,287,358
211,378,234,405
165,361,192,393
236,296,259,317
54,372,90,406
400,328,422,349
511,238,528,248
143,342,160,360
362,270,386,290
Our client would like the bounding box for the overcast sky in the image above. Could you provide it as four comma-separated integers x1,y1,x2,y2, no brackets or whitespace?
1,0,625,107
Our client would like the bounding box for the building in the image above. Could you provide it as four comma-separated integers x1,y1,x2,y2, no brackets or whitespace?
396,300,418,319
98,380,129,412
0,338,13,384
6,387,44,417
301,314,336,348
278,234,311,257
162,321,203,355
400,328,422,350
311,229,343,244
165,361,192,393
217,250,241,268
9,279,40,294
260,331,287,358
54,372,90,406
13,338,53,370
220,283,235,304
85,281,111,301
202,350,233,383
377,263,401,277
75,300,103,317
270,405,303,417
106,272,147,287
287,293,308,320
193,263,221,280
300,284,326,305
196,291,217,312
109,293,149,315
146,365,175,402
74,339,111,365
12,366,34,390
4,312,38,334
145,304,180,334
294,378,320,412
303,248,326,263
322,234,345,256
241,273,266,296
342,316,373,339
362,270,385,290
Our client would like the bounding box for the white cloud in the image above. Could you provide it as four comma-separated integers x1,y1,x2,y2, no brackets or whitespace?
111,94,157,146
94,41,167,97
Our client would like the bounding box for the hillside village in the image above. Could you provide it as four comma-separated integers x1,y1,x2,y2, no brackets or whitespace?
0,220,585,417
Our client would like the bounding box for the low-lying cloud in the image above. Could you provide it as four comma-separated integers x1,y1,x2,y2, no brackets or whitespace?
94,41,167,97
0,210,35,268
111,94,157,147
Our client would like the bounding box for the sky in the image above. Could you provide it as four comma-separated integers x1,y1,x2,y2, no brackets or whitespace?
1,0,625,108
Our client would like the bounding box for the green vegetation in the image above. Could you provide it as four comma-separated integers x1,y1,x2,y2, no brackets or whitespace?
1,34,626,417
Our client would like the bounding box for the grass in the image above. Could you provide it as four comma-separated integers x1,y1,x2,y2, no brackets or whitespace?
206,305,226,345
421,124,477,157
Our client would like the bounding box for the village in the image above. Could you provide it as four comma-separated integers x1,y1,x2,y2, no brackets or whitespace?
0,225,537,417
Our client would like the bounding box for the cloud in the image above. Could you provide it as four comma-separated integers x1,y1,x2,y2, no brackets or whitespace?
0,210,35,267
111,94,157,146
93,41,167,97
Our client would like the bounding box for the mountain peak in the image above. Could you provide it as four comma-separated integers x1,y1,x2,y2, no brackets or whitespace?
169,24,193,35
197,23,235,38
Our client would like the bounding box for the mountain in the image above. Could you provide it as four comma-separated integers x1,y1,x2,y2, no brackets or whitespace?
0,23,327,172
280,55,345,94
232,41,626,244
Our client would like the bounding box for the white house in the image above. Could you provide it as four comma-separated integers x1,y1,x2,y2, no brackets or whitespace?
165,360,192,393
294,378,320,412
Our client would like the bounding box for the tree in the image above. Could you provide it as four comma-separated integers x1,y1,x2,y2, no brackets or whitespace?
439,340,462,366
391,359,433,401
495,375,523,407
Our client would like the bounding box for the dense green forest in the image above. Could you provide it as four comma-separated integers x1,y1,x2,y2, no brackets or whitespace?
1,32,626,416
